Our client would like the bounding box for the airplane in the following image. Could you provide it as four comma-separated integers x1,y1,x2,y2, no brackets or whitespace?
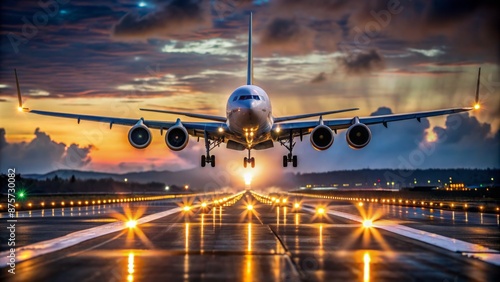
14,13,481,169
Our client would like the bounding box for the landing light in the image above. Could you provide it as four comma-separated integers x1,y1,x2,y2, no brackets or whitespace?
474,104,480,110
126,220,137,228
247,204,253,211
201,202,207,208
183,206,191,212
17,107,23,112
218,127,224,133
294,203,300,209
317,207,325,215
363,219,373,228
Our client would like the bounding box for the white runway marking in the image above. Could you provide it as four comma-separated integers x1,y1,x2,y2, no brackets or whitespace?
302,206,500,266
0,207,182,265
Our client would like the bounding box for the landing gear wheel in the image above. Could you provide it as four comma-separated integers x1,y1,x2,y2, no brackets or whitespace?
250,157,255,168
201,155,206,167
210,155,216,167
279,131,299,168
244,157,248,168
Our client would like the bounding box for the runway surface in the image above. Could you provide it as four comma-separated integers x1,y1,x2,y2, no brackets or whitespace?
1,191,499,281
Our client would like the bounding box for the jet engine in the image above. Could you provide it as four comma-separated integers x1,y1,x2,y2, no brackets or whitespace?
346,122,371,149
310,125,334,151
128,120,152,149
166,123,189,151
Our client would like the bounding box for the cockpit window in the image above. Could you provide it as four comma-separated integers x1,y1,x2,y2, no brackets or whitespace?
238,95,261,101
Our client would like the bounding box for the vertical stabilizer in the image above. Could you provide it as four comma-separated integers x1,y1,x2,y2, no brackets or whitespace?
246,13,253,85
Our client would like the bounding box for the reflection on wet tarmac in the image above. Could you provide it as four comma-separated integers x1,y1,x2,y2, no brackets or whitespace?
363,251,371,282
127,252,135,282
184,223,190,281
247,223,252,253
201,214,205,253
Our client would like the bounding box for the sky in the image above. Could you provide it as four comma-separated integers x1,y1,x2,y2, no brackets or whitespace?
0,0,499,176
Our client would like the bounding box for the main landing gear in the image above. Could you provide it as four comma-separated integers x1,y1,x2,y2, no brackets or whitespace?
243,149,255,168
201,131,222,168
280,132,298,168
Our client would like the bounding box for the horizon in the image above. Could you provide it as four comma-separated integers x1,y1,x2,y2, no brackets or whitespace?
1,0,499,175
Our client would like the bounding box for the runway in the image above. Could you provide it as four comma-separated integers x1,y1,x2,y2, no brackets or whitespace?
1,191,499,281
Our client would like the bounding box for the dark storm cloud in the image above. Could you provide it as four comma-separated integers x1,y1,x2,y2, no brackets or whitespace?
0,128,93,174
433,113,496,145
113,0,209,39
258,18,315,55
310,72,327,83
337,49,384,74
425,113,500,168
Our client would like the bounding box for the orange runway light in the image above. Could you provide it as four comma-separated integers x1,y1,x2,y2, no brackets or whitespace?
126,220,137,228
363,219,373,228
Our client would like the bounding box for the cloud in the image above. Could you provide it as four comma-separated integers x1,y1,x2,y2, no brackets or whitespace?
337,49,384,74
0,128,93,174
310,72,327,83
112,0,209,39
258,18,315,55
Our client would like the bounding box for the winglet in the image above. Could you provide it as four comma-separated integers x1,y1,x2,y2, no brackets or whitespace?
15,69,23,110
474,67,481,110
246,12,253,85
14,69,29,112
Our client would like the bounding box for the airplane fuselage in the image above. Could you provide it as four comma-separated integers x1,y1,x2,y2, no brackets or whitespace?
226,85,273,148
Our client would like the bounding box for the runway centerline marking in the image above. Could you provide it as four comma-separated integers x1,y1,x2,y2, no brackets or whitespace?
302,205,500,266
0,206,182,265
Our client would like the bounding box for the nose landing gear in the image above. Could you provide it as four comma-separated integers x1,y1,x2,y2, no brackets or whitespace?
243,149,255,168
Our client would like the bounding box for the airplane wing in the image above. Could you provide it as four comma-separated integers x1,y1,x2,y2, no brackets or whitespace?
273,108,359,123
15,70,230,140
140,108,226,122
274,107,473,138
23,109,229,138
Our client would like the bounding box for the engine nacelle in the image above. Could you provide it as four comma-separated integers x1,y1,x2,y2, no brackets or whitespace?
310,125,334,151
166,123,189,151
128,120,152,149
346,123,371,149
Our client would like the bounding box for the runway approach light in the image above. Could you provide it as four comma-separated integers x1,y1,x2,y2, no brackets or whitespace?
126,220,137,228
183,206,191,212
317,207,325,215
201,202,207,208
363,219,373,228
247,204,254,211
